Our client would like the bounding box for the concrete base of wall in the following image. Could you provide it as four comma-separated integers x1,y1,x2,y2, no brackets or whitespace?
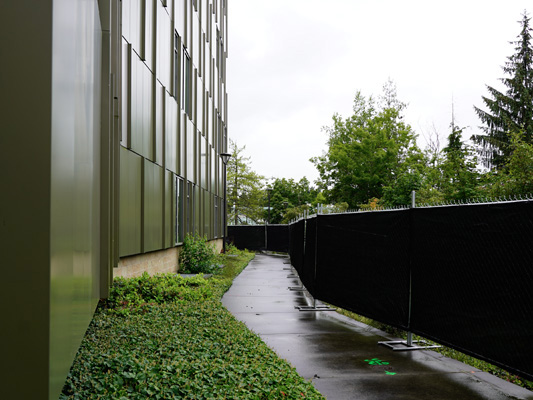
212,238,223,254
115,247,179,279
114,238,224,279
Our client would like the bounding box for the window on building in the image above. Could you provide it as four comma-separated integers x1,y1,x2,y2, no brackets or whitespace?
214,196,219,238
175,176,184,244
186,181,195,234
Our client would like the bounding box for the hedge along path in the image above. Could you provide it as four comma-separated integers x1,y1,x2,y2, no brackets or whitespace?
60,253,325,400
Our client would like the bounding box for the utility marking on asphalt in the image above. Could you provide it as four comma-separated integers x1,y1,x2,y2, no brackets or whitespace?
364,358,397,375
364,358,389,365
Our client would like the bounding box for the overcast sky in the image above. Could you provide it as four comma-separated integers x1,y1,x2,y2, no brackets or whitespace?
227,1,531,183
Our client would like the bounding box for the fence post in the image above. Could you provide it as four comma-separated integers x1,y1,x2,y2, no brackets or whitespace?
407,190,416,346
265,222,268,251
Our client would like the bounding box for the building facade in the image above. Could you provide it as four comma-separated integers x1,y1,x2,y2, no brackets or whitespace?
116,0,228,278
0,0,228,398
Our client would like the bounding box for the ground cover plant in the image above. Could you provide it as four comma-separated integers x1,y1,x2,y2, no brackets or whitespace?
61,250,325,399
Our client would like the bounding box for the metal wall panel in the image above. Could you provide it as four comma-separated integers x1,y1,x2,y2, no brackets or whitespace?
144,0,154,67
175,0,186,41
143,159,164,252
49,1,102,398
131,53,153,159
197,78,205,133
193,8,200,69
122,0,142,53
210,146,215,191
165,91,178,173
119,147,142,256
186,120,195,182
155,82,164,165
156,1,171,89
200,134,207,189
121,41,131,147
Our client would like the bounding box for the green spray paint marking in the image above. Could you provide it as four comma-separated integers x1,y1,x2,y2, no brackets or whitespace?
364,358,390,365
364,358,397,375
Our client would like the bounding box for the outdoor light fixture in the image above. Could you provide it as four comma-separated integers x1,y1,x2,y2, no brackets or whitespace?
265,187,273,250
220,152,231,166
266,187,273,225
220,152,231,253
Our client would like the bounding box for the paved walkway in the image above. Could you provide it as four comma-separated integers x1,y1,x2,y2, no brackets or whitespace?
222,253,533,400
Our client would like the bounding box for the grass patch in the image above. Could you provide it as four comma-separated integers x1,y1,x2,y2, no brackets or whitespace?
61,250,324,399
335,308,533,391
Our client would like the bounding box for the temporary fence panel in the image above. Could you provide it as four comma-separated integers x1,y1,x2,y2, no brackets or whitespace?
267,225,290,253
301,217,317,296
227,225,265,251
231,200,533,381
410,201,533,380
289,219,305,275
315,211,411,330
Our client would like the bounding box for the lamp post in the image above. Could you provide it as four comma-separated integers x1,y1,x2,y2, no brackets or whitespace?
267,188,273,224
265,187,273,250
220,152,231,253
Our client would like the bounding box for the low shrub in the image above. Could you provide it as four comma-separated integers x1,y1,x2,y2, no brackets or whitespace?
224,242,247,256
104,273,219,315
178,233,218,274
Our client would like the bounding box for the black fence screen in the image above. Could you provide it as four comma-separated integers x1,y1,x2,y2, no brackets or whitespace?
267,225,290,253
302,217,317,296
410,202,533,381
289,220,305,275
227,225,265,251
315,212,411,330
286,200,533,381
228,225,290,253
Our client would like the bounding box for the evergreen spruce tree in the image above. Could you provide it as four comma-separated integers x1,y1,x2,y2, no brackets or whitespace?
473,11,533,169
441,122,479,201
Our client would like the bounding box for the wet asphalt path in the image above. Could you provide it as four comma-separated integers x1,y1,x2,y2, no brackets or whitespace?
222,253,533,400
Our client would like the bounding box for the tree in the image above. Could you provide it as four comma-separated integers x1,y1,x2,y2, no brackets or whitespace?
265,177,317,224
483,131,533,196
311,80,424,208
440,123,480,201
473,11,533,169
504,132,533,194
227,140,265,225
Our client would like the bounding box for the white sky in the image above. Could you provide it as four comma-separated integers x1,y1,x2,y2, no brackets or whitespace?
227,0,531,183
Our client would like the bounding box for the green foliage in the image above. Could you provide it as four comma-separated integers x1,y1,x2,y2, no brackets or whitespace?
439,125,481,201
105,273,218,315
311,80,424,208
481,131,533,197
224,242,246,256
227,139,265,225
473,11,533,169
382,170,422,207
358,197,384,211
61,252,324,399
265,177,318,224
504,131,533,194
178,233,217,274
